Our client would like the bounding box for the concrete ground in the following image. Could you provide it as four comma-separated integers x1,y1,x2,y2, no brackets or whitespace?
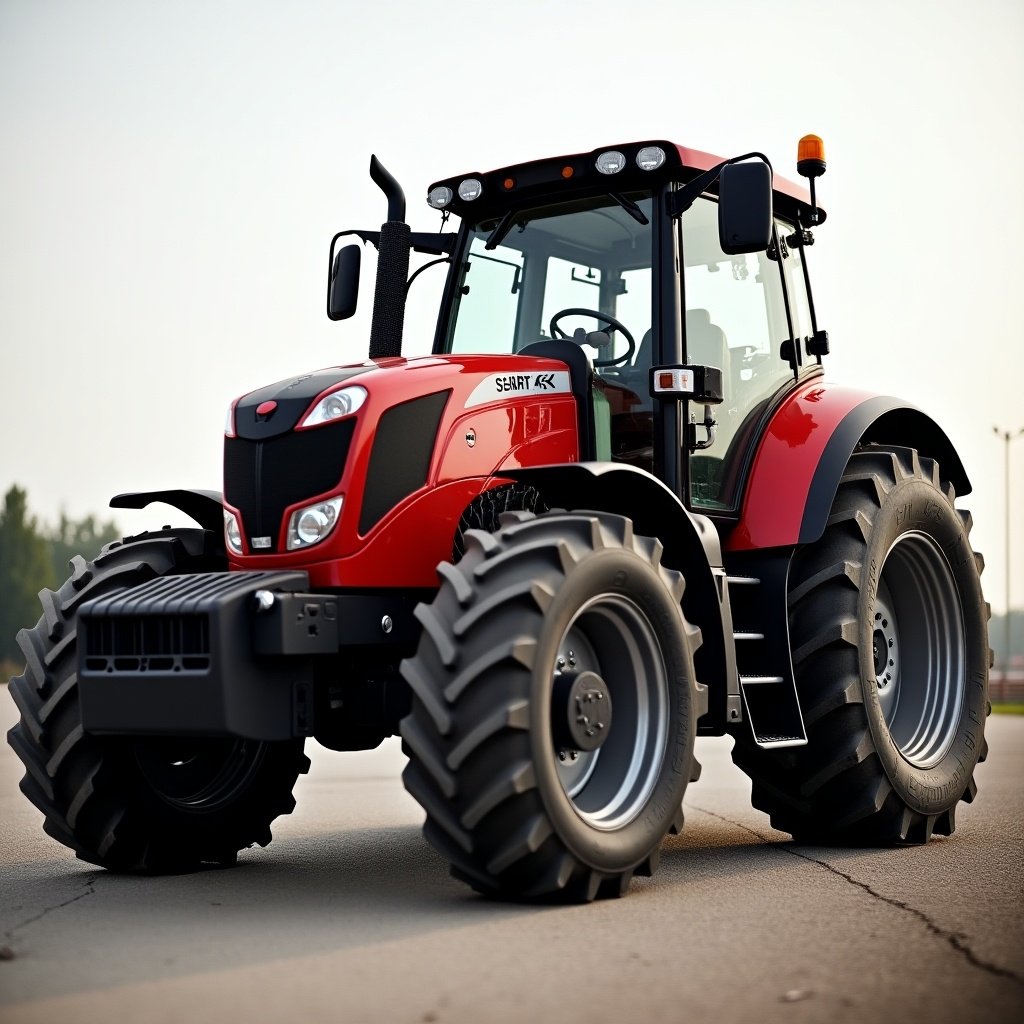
1,695,1022,1024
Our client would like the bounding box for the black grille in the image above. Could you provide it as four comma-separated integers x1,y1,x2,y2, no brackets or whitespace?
84,615,211,673
224,418,355,552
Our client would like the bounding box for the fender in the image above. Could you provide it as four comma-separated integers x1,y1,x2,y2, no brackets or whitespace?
110,488,225,534
502,462,736,731
726,383,970,552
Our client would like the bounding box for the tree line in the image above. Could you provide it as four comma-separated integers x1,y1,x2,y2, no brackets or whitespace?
0,485,120,665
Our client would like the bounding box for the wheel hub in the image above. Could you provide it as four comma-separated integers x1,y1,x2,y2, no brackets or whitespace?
552,670,613,753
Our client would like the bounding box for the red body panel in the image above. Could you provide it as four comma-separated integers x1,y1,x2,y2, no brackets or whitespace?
724,381,876,552
671,144,814,209
228,354,578,588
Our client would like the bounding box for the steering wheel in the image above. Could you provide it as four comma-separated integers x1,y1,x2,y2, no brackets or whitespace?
549,307,636,368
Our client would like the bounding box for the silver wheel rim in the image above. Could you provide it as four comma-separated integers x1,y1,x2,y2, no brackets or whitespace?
551,594,669,830
873,531,966,769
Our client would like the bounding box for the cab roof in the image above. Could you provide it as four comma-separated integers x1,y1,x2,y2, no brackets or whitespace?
428,140,823,225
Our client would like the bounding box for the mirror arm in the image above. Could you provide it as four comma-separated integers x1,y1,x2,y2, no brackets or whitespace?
668,152,773,217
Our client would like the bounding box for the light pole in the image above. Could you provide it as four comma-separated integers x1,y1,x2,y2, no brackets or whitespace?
993,425,1024,701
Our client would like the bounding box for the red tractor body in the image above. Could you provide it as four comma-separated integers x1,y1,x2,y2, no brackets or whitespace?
7,137,989,901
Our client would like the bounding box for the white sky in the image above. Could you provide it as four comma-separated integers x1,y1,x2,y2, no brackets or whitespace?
1,0,1022,612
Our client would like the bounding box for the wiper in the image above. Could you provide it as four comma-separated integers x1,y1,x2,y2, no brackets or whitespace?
608,192,649,226
485,210,524,250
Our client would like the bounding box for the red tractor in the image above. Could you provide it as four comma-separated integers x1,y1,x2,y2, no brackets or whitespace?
7,137,989,901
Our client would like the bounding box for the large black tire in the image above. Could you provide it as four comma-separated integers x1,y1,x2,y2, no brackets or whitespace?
400,510,702,901
6,528,309,871
732,446,989,842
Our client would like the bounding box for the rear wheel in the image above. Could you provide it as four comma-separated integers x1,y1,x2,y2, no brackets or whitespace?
732,447,989,842
400,510,702,901
6,528,309,871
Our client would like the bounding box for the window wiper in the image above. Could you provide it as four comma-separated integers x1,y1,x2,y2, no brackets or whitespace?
608,192,649,226
485,210,521,250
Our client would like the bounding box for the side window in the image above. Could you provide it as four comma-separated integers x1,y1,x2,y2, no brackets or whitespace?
777,220,813,354
681,196,795,510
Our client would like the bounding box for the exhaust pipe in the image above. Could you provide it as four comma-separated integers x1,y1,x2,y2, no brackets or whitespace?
367,155,411,359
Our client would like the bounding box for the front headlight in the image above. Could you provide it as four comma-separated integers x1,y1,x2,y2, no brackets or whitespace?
300,386,367,428
287,496,344,551
224,510,243,554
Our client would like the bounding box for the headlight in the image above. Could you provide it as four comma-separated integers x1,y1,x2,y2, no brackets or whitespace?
300,386,367,428
428,185,453,209
224,510,243,554
458,178,483,201
636,146,666,171
595,150,626,175
287,496,343,551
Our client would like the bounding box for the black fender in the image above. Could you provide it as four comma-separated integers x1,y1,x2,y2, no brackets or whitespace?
501,462,734,729
110,488,225,535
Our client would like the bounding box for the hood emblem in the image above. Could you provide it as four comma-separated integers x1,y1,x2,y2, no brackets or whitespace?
256,400,278,419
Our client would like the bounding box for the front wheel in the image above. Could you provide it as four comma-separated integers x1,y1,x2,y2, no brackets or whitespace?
400,511,702,901
732,446,989,842
6,528,309,871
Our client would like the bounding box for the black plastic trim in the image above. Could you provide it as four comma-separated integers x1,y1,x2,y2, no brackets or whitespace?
359,391,450,534
110,489,224,534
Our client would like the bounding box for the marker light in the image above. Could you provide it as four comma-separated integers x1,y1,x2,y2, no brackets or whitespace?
300,385,367,428
287,496,343,551
427,185,453,209
561,165,574,179
458,178,483,201
224,402,236,437
224,510,243,555
636,146,666,171
797,134,826,177
595,150,626,175
503,177,516,190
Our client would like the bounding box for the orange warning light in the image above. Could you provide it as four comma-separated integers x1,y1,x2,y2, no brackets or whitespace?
797,134,826,178
561,165,574,179
503,177,516,191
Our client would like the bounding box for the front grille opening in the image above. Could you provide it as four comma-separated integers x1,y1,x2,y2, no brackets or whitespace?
85,614,211,674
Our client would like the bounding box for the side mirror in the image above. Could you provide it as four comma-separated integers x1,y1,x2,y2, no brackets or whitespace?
327,243,361,321
718,162,773,255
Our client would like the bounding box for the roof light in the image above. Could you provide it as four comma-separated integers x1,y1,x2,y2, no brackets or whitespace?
503,177,516,190
797,135,826,178
636,146,666,171
561,165,575,179
595,150,626,175
427,186,453,209
458,178,483,201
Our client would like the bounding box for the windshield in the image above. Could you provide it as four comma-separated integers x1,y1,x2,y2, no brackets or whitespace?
443,194,654,364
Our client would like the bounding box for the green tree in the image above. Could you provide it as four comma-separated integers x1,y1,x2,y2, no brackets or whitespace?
0,486,55,663
48,510,120,585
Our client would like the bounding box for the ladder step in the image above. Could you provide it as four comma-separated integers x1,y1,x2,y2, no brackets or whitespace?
739,675,785,686
733,631,764,641
726,575,760,586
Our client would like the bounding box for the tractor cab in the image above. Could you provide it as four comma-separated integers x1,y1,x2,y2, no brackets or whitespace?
428,141,827,520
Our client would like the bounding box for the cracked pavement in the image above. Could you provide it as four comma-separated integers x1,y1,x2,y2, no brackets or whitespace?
1,694,1021,1024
